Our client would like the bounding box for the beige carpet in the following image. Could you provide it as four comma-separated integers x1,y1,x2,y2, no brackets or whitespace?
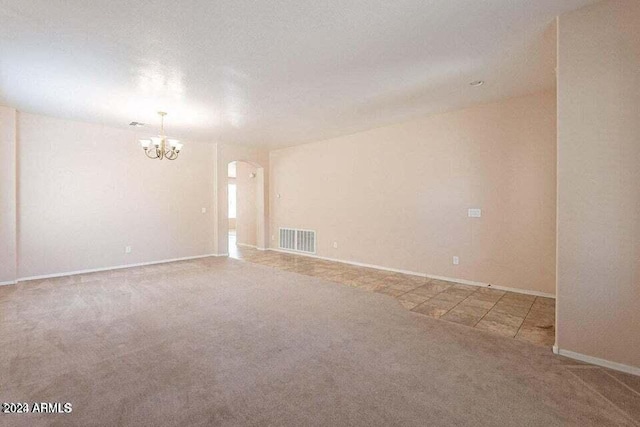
0,257,638,426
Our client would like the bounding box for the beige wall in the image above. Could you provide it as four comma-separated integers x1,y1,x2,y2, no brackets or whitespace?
15,112,216,278
0,106,17,284
270,91,557,295
557,0,640,370
236,162,258,246
2,112,270,279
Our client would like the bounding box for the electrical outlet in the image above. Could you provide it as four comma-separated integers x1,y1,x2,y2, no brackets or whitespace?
333,241,338,249
453,256,459,265
271,235,275,241
125,246,132,254
201,207,207,213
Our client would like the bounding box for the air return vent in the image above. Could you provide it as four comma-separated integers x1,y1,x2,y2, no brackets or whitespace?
279,228,316,254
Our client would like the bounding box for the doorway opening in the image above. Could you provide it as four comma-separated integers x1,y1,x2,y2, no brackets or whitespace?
228,161,238,257
227,160,259,258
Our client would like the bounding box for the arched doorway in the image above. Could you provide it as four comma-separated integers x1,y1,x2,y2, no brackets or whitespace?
215,152,267,257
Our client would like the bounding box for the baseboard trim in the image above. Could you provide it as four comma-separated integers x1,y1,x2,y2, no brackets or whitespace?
554,347,640,377
0,280,17,286
16,254,219,283
267,248,555,299
236,243,257,249
478,282,554,298
268,247,427,276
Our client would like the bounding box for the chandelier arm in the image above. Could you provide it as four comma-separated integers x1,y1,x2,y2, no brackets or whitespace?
144,149,159,159
166,150,178,160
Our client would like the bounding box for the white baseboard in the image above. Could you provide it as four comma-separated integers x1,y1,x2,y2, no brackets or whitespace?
0,280,17,286
16,254,219,283
267,248,555,299
554,346,640,377
420,272,555,298
236,243,257,249
269,247,426,275
475,282,554,298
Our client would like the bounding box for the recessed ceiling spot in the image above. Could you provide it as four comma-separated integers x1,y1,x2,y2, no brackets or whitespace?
470,80,484,87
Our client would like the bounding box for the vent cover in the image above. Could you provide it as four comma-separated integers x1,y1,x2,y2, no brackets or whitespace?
279,228,316,254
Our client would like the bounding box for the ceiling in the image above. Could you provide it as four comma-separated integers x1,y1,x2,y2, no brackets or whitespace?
0,0,596,148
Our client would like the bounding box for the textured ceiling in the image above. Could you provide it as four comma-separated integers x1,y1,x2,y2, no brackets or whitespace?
0,0,596,147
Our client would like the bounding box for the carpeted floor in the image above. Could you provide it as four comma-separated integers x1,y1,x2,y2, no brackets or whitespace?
1,257,638,426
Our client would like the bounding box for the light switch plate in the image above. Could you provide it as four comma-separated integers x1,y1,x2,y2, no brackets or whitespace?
468,208,482,218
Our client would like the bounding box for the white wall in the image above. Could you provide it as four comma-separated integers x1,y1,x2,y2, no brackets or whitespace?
270,91,557,295
556,0,640,371
16,112,216,278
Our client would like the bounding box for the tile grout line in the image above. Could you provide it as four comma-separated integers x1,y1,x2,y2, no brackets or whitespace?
514,297,537,339
407,281,457,314
441,288,484,318
471,292,506,328
393,277,433,300
409,284,483,318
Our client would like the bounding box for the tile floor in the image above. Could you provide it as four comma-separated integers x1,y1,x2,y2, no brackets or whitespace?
229,237,556,347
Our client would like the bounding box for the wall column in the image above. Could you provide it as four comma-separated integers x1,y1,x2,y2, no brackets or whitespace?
556,0,640,372
0,107,17,284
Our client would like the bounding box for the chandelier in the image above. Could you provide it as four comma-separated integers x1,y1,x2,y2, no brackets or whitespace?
138,112,183,160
